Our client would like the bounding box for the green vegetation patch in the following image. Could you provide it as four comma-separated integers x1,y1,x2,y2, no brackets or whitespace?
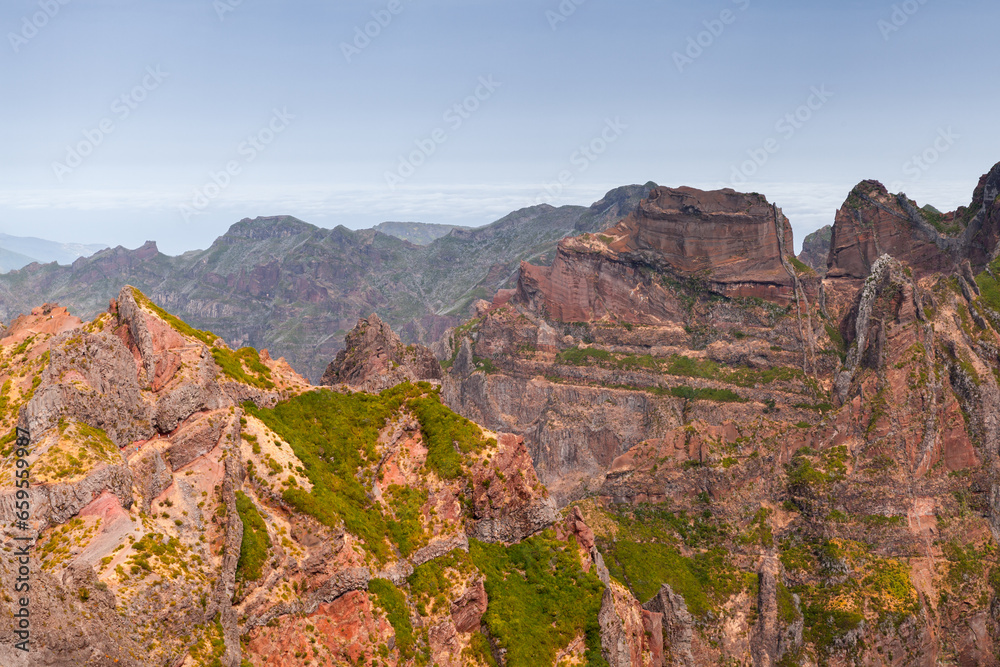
408,548,474,617
369,578,416,659
407,395,493,479
604,541,741,616
125,532,194,580
920,203,963,236
245,384,420,562
557,348,804,391
669,386,744,403
786,446,848,500
212,347,275,389
385,485,430,558
777,581,800,624
976,257,1000,325
463,632,499,667
245,382,486,562
794,539,919,659
788,255,816,276
235,491,271,583
596,505,741,617
34,420,120,483
188,615,226,667
471,531,608,667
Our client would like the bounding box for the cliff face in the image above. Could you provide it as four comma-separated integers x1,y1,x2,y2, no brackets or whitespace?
518,187,804,323
441,165,1000,665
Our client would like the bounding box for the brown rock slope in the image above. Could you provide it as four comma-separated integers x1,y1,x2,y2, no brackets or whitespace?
441,166,1000,665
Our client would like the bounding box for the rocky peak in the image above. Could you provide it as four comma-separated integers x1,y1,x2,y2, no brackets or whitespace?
515,186,805,323
573,182,657,232
320,313,442,392
798,224,832,275
225,216,317,241
825,163,1000,280
826,180,962,279
961,160,1000,267
615,186,794,286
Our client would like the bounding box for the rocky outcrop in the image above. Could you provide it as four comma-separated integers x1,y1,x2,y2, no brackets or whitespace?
961,161,1000,268
24,329,154,448
450,579,487,632
320,313,442,392
600,580,661,667
750,557,781,667
466,433,559,542
826,181,962,279
516,187,804,322
797,225,831,274
643,584,695,667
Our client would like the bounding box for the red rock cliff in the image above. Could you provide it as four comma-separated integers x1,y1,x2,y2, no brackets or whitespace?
516,186,802,323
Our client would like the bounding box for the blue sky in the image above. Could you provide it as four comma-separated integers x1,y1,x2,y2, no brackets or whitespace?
0,0,996,254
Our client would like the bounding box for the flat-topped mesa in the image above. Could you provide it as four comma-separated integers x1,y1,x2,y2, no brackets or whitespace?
515,186,803,323
826,180,964,279
320,313,442,393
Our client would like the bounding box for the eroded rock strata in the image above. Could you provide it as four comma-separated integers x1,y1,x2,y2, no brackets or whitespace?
439,166,1000,664
6,165,1000,666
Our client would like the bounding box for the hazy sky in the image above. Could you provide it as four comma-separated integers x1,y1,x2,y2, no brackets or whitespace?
1,0,996,254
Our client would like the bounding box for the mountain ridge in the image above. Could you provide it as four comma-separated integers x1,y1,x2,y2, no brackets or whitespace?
0,185,654,381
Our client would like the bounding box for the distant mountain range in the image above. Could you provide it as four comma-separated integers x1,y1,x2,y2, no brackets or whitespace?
0,233,107,271
371,221,472,245
0,184,654,381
